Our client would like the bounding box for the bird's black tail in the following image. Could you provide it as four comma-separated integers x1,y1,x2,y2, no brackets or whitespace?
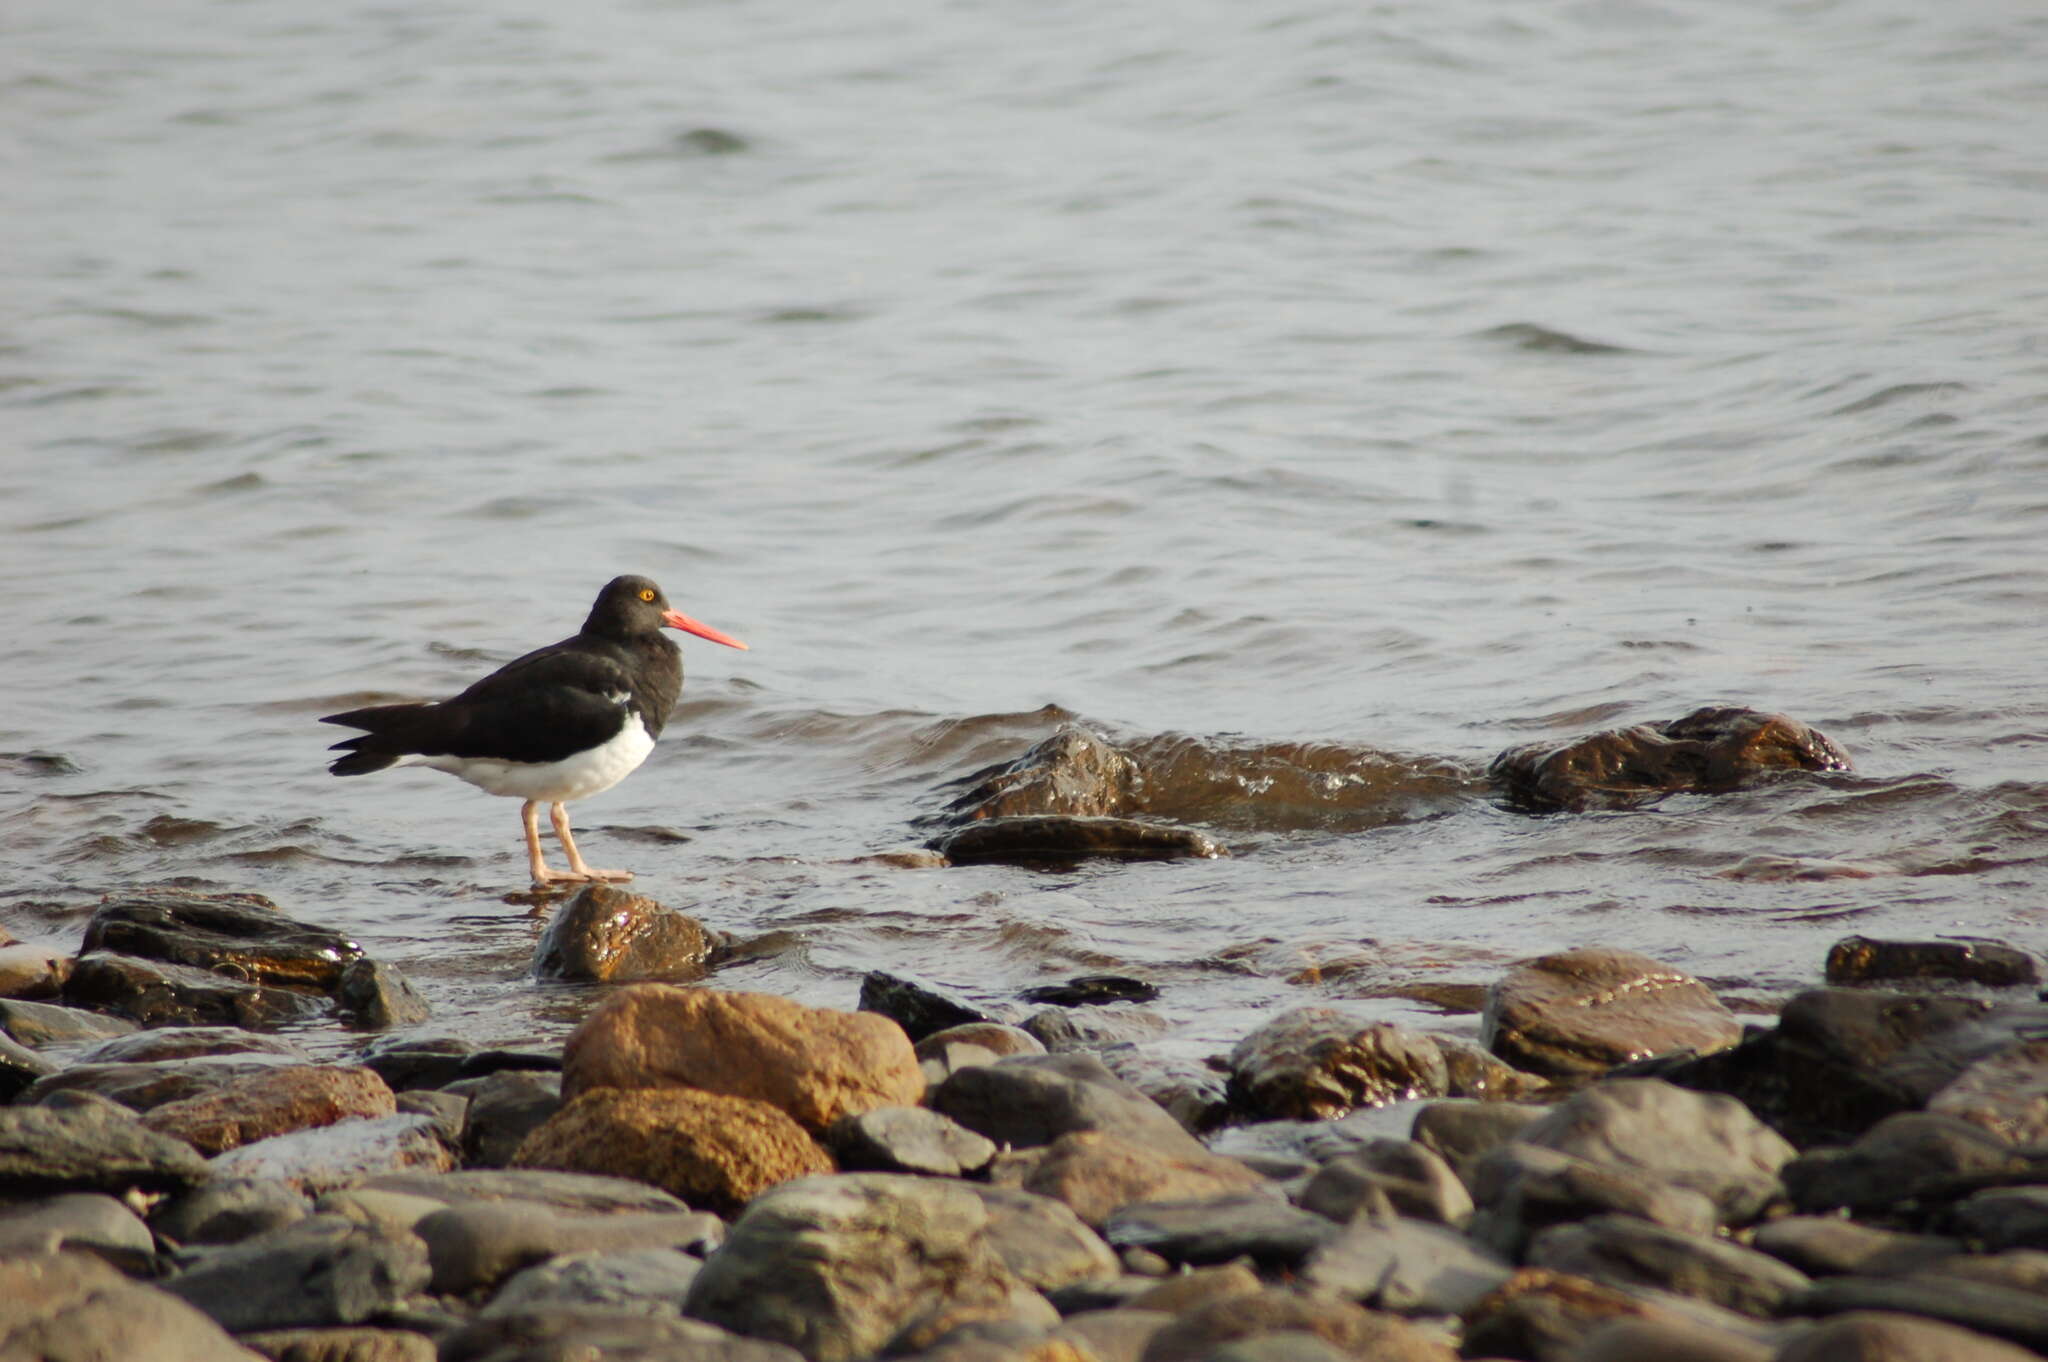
321,702,427,777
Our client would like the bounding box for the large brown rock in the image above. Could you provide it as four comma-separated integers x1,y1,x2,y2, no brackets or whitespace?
531,883,719,983
79,889,363,992
1482,946,1742,1078
1228,1007,1449,1119
1489,706,1851,812
937,727,1140,822
143,1064,396,1155
561,985,922,1134
514,1086,833,1216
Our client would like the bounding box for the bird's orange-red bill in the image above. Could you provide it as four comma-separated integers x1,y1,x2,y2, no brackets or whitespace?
662,609,748,650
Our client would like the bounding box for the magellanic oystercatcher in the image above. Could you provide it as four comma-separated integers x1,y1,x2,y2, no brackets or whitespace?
321,575,747,886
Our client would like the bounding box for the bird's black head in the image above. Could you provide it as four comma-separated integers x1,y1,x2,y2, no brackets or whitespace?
583,575,749,650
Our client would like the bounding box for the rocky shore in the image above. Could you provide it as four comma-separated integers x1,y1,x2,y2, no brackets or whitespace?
4,883,2047,1362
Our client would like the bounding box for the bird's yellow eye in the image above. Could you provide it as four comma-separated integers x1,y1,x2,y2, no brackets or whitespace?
639,588,655,602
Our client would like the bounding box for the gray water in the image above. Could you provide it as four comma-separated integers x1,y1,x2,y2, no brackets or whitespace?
6,0,2047,1061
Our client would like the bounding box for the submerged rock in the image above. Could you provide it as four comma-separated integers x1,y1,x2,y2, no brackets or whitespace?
1227,1007,1449,1120
1020,976,1162,1007
63,951,328,1029
935,727,1141,823
532,882,721,983
562,985,923,1135
1825,935,2040,989
80,889,362,992
930,815,1225,865
1481,946,1742,1078
1489,705,1852,812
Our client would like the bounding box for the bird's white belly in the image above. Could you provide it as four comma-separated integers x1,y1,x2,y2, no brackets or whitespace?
408,720,656,802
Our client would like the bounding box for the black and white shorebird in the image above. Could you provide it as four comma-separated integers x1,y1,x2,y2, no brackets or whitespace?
321,575,747,886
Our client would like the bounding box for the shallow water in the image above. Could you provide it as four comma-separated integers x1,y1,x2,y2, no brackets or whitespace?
5,0,2047,1060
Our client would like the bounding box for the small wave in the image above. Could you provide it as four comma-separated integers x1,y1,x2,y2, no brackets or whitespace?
1829,381,1969,416
1476,323,1633,355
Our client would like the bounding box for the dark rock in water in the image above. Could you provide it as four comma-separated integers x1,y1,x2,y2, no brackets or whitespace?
162,1214,432,1332
81,889,362,992
153,1176,312,1246
1023,1005,1169,1052
929,1052,1208,1155
455,1068,563,1168
1825,935,2040,989
931,815,1225,865
0,1251,266,1362
1516,1078,1796,1225
0,1029,57,1100
0,1101,210,1197
1526,1213,1813,1317
0,997,140,1048
1430,1035,1553,1101
859,970,996,1042
63,950,328,1029
1489,705,1852,812
359,1035,478,1091
457,1048,564,1079
0,1191,157,1269
1482,946,1742,1078
335,958,431,1029
1790,1274,2048,1355
1781,1112,2024,1215
1645,988,2042,1148
934,727,1141,824
1227,1007,1448,1120
1020,975,1161,1007
1105,1193,1339,1270
1465,1143,1720,1261
532,883,720,983
828,1105,998,1178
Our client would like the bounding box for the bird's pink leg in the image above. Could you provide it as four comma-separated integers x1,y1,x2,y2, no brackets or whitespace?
521,799,580,885
550,802,632,883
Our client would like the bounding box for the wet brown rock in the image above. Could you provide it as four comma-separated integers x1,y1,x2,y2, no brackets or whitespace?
683,1173,1040,1362
1481,946,1742,1078
0,941,70,999
561,984,922,1134
0,1250,266,1361
1489,705,1852,812
514,1085,832,1216
939,727,1140,822
143,1064,396,1156
1825,936,2040,989
1431,1035,1555,1100
1135,1286,1455,1362
531,882,719,983
80,888,362,992
81,1024,310,1064
931,816,1226,866
1013,1131,1266,1228
0,997,139,1047
1928,1039,2048,1144
1227,1007,1448,1119
63,951,328,1029
22,1052,306,1112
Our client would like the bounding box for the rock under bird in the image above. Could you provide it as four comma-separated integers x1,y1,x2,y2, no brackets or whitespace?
321,574,747,885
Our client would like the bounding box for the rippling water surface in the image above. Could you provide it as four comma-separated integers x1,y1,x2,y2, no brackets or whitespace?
6,0,2047,1057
